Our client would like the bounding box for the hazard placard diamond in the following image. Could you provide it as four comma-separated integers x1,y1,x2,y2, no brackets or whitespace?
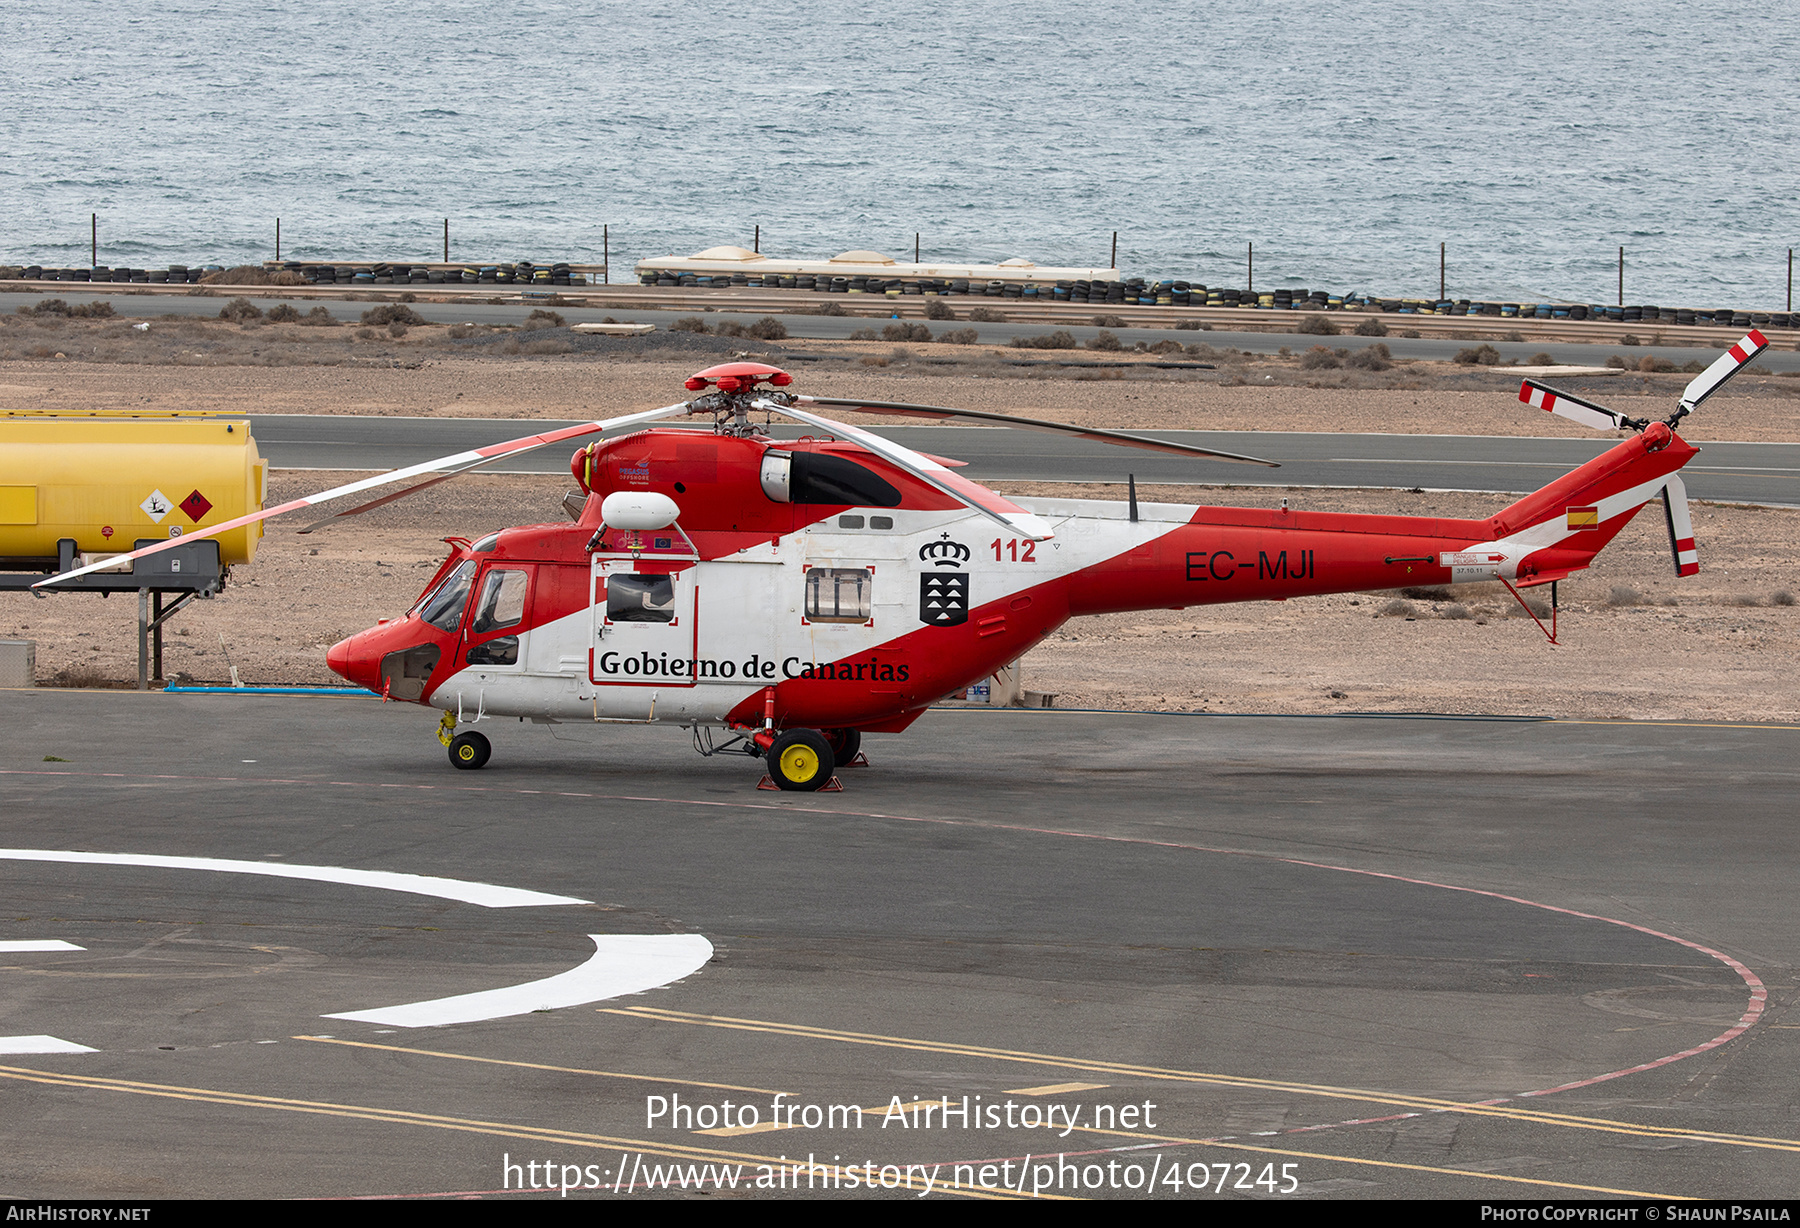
180,489,213,523
139,490,172,523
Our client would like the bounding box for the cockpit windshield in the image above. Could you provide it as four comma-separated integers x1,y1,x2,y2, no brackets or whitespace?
416,560,477,632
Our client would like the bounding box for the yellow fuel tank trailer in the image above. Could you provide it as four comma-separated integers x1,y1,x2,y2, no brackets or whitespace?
0,415,266,567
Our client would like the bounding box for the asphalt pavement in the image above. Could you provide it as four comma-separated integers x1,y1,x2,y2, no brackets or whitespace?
248,415,1800,507
2,695,1795,1199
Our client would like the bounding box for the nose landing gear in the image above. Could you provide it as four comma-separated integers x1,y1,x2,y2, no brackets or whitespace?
439,711,491,770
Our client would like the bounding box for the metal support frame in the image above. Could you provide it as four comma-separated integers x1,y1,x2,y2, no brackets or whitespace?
5,537,222,690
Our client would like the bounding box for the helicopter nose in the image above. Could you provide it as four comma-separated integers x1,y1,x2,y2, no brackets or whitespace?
327,630,381,691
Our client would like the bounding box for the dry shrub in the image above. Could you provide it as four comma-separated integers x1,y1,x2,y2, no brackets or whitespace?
1011,330,1077,350
1454,343,1501,366
218,297,263,323
1682,359,1708,373
1605,354,1630,369
1607,585,1643,607
938,327,978,345
848,327,878,341
266,303,301,323
1620,333,1640,346
882,321,931,342
924,298,953,320
746,316,788,340
670,317,710,334
356,327,378,340
201,265,306,286
1379,599,1418,618
966,307,1004,323
1724,593,1763,607
1346,342,1392,371
1092,314,1127,328
803,301,846,316
1527,352,1555,365
1296,313,1336,336
1299,345,1341,370
1174,319,1205,331
387,321,408,338
1772,590,1797,606
361,303,425,327
1637,355,1676,373
446,324,476,339
524,309,566,328
301,306,338,327
1440,604,1472,620
858,353,888,367
1353,315,1388,337
1086,329,1123,352
26,298,94,317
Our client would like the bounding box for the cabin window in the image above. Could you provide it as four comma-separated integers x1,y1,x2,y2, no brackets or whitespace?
608,573,675,623
472,569,529,633
838,514,865,529
466,636,519,666
869,515,894,530
805,567,872,623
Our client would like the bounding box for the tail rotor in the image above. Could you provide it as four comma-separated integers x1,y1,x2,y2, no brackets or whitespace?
1515,328,1769,583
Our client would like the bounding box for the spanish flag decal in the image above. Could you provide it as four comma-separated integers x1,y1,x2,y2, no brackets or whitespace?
1566,506,1600,531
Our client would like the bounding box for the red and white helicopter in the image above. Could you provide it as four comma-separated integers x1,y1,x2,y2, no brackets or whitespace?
42,330,1769,790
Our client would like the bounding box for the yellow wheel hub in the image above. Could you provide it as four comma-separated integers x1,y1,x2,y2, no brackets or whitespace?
456,743,477,762
779,744,821,783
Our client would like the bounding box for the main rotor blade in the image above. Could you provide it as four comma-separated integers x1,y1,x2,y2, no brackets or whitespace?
1519,380,1640,431
800,397,1279,467
1681,328,1768,413
754,399,1056,541
35,401,697,588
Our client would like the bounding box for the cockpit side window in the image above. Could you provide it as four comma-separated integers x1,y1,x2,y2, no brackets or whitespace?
472,568,529,633
418,561,477,632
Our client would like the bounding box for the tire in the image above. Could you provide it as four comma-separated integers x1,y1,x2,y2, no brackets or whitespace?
824,727,861,764
767,729,835,792
449,730,491,770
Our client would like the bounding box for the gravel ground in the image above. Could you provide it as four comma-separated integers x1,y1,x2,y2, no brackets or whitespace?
4,347,1797,720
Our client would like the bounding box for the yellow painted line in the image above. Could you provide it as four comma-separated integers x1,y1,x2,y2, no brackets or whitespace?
1085,1128,1684,1200
1008,1082,1112,1096
296,1034,787,1097
696,1098,940,1138
1558,720,1800,731
0,1063,1030,1200
604,1007,1800,1154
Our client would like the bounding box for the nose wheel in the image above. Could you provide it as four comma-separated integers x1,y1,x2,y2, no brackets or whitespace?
448,730,491,770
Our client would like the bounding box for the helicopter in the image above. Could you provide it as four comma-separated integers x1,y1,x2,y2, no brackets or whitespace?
41,330,1768,791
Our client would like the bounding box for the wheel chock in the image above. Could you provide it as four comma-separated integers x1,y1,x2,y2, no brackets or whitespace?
756,775,844,792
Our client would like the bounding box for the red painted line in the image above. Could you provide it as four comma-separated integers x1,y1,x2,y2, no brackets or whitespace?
3,765,1767,1105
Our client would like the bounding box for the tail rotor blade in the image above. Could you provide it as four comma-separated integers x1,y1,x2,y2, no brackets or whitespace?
1680,329,1769,413
1662,473,1699,577
1519,380,1639,431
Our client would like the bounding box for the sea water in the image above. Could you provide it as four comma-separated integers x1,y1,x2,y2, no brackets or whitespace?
2,0,1795,307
